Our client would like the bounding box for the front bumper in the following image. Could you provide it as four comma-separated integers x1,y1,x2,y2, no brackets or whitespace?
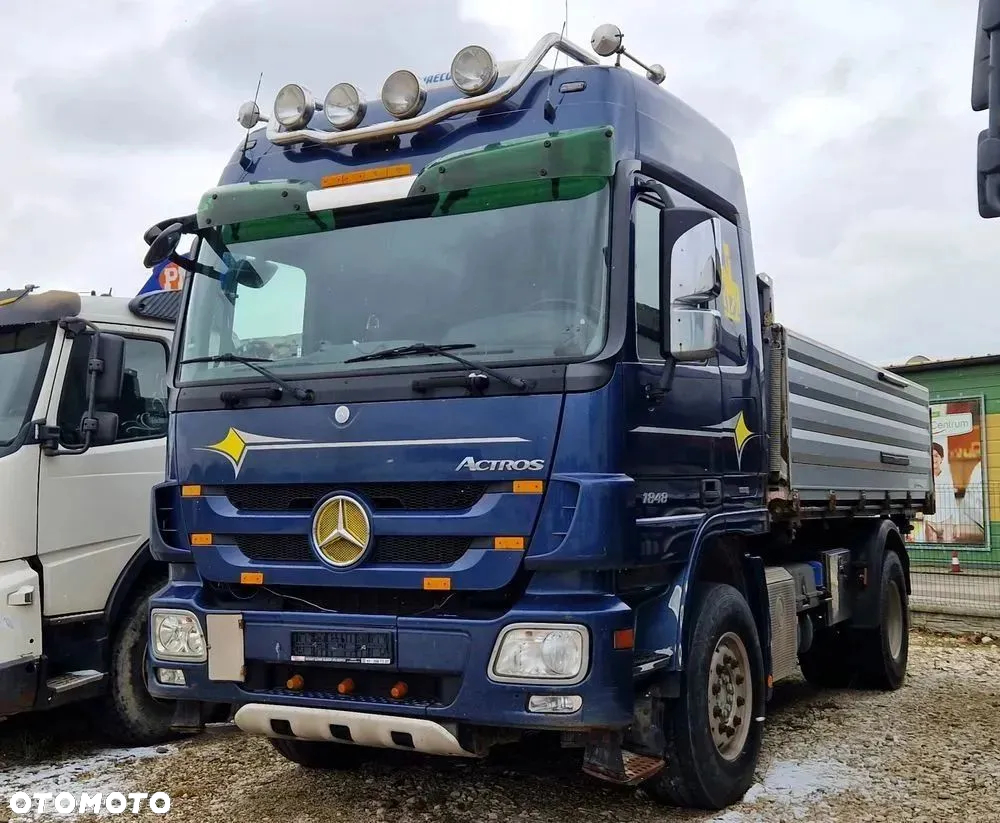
147,582,635,736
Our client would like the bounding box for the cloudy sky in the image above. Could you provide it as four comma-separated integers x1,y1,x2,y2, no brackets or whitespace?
1,0,993,365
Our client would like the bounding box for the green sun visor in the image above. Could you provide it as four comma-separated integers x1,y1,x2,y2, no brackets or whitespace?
408,125,616,196
198,125,616,245
196,180,317,230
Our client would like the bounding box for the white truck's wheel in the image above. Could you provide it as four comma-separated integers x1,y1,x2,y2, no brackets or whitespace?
100,580,179,745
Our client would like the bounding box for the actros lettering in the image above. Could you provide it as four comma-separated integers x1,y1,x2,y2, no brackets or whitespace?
8,791,171,816
455,456,545,472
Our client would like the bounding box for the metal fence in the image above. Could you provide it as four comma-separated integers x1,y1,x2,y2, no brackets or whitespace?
904,482,1000,620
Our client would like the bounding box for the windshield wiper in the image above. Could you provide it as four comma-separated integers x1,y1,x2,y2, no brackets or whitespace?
345,343,530,391
181,353,315,402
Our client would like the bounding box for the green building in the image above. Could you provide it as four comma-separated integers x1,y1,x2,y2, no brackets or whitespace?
888,354,999,568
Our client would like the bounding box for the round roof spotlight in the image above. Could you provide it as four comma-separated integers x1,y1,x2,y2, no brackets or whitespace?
274,83,316,129
381,70,427,119
450,45,499,96
324,83,367,129
591,23,625,57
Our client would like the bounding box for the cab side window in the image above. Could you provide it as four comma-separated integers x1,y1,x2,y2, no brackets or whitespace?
716,220,748,364
633,198,663,361
57,334,169,446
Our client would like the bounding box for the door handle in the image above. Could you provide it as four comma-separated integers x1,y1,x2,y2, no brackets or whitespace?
701,479,722,506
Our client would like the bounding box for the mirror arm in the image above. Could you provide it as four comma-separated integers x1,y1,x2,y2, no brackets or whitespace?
635,178,675,207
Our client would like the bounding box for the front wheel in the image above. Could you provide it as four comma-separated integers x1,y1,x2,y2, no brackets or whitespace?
269,738,363,770
644,583,765,810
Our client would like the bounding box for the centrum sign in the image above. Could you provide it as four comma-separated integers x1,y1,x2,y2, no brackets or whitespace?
931,408,974,437
8,791,170,816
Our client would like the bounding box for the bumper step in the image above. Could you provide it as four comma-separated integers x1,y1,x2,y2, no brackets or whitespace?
46,670,104,694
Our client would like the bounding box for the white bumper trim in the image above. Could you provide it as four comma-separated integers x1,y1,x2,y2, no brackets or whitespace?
233,704,479,758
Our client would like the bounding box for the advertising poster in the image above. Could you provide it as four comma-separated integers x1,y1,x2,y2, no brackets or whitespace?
908,397,989,549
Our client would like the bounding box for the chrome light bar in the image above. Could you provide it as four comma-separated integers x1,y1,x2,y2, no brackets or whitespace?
261,32,599,148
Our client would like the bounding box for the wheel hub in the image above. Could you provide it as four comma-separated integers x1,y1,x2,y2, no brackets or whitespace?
708,632,752,761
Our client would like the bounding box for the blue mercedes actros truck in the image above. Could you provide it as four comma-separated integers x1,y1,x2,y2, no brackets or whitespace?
141,25,933,810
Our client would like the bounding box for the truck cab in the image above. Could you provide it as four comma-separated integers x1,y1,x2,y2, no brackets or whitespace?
142,25,930,810
0,287,183,742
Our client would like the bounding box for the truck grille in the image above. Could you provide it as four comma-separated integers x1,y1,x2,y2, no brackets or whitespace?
234,534,474,565
223,482,488,513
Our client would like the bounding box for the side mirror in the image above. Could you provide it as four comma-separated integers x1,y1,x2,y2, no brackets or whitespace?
143,222,183,268
225,258,278,289
670,308,720,362
660,208,722,310
978,129,1000,217
92,333,126,405
659,207,723,358
83,411,119,447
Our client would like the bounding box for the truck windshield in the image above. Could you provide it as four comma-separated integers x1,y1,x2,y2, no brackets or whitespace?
177,177,611,384
0,324,53,445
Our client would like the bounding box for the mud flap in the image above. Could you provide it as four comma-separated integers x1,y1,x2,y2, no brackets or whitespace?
170,699,211,734
581,730,665,786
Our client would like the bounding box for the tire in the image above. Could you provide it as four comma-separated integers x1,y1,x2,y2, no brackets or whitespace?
797,627,857,688
269,738,362,770
99,579,180,746
644,583,766,810
854,549,909,690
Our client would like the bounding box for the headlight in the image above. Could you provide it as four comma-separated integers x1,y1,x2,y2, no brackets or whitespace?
151,609,206,662
450,45,498,96
380,70,426,119
274,83,316,129
324,83,367,130
489,624,588,684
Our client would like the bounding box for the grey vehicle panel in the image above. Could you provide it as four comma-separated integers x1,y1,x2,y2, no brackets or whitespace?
773,325,932,511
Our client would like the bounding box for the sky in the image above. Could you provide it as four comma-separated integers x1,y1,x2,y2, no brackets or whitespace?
0,0,993,366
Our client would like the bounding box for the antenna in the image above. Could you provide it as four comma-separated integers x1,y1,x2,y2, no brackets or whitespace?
240,72,264,157
544,0,571,121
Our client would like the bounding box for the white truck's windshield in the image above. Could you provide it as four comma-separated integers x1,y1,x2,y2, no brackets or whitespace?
177,178,611,384
0,324,53,444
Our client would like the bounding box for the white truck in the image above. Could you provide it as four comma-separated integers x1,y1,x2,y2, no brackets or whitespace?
0,285,185,743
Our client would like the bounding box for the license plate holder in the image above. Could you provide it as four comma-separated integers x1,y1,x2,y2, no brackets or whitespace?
290,630,394,666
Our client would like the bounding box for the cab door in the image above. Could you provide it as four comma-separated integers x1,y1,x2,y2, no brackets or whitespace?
36,325,171,617
623,187,724,527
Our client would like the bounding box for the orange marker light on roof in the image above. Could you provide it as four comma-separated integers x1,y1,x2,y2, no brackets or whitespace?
337,678,355,695
320,163,412,189
390,681,408,699
286,674,305,691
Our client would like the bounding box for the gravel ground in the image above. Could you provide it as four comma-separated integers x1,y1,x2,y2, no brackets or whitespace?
3,630,998,823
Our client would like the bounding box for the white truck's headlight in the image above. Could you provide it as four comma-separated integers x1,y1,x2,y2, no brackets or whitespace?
151,609,206,662
489,624,589,684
